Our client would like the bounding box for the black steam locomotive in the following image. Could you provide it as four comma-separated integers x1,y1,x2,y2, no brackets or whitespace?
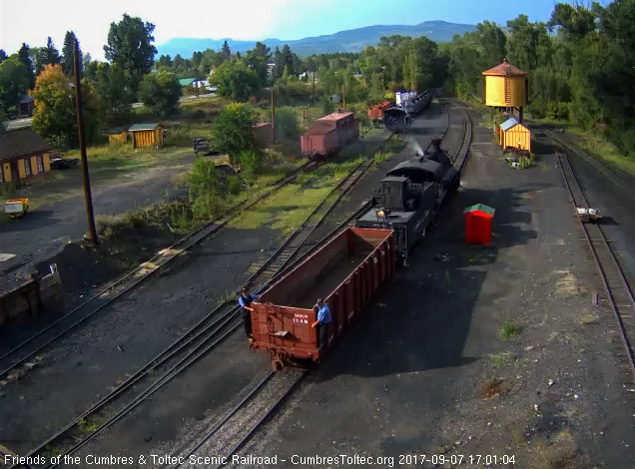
355,139,459,266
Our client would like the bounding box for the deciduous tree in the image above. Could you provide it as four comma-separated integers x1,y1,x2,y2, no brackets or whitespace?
0,57,30,114
104,14,157,96
209,60,260,102
211,103,258,164
138,69,182,117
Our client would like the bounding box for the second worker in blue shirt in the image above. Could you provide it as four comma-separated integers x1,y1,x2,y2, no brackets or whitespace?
311,298,331,349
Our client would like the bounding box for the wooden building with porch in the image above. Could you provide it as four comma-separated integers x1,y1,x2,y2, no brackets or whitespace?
128,123,165,149
0,128,53,184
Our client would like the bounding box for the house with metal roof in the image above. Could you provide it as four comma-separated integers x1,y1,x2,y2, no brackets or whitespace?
128,123,165,149
0,128,54,184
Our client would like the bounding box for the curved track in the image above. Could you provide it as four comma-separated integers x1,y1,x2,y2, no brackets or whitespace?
0,161,320,380
554,143,635,381
7,134,395,469
187,102,473,468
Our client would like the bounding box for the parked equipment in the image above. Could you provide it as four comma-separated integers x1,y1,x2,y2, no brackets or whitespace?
50,156,79,170
250,227,394,370
4,198,30,218
576,207,603,223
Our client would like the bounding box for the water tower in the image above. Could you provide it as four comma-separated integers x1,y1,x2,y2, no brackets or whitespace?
482,59,528,122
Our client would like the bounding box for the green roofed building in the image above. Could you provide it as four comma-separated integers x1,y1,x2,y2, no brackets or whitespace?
128,123,165,149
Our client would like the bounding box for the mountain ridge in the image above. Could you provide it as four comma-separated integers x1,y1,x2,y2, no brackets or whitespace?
157,20,475,58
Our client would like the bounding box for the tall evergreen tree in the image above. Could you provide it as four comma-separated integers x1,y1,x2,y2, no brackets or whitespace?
42,37,61,67
17,43,35,89
221,41,231,61
61,31,81,76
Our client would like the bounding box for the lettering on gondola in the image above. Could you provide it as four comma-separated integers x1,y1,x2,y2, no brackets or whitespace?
293,313,309,325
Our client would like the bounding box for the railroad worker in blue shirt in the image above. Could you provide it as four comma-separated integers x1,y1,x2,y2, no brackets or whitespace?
311,298,331,348
238,288,259,341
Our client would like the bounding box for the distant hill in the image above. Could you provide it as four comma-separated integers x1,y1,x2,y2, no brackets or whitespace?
157,21,475,58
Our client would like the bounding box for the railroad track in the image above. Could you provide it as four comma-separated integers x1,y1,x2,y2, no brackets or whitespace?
6,137,393,469
453,105,473,171
0,160,320,381
555,147,635,383
171,369,306,469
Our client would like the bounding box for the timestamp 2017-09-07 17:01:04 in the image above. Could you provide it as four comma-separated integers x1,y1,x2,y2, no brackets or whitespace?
399,454,517,466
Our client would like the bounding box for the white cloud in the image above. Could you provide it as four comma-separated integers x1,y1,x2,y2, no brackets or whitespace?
0,0,297,60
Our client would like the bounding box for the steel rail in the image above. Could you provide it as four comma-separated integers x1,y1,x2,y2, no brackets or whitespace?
556,148,635,379
10,135,394,469
172,371,276,468
0,161,320,378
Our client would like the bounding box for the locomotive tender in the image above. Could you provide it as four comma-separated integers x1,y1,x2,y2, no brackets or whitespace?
354,138,459,266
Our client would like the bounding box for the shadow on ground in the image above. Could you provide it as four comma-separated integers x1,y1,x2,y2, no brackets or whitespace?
313,182,537,380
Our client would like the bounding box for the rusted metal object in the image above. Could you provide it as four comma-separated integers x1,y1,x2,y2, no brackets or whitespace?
368,101,394,120
250,227,394,369
300,111,360,159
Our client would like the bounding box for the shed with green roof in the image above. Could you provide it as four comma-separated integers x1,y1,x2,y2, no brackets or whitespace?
128,123,165,149
106,126,130,145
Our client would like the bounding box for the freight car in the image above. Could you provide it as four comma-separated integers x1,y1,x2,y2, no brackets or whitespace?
368,100,394,123
249,227,394,369
301,111,360,159
383,90,434,133
354,138,459,267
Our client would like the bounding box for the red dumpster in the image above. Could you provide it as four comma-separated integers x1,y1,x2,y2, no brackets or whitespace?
463,204,495,245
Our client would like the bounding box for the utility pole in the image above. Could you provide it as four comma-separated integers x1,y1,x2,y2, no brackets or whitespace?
271,86,275,144
342,82,346,110
312,69,316,107
74,39,98,245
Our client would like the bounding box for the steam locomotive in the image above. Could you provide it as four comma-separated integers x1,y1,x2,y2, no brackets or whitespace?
354,138,459,266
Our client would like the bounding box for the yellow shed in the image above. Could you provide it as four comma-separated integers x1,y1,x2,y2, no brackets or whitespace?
0,128,53,184
106,126,129,145
128,123,165,149
482,59,528,108
500,117,531,153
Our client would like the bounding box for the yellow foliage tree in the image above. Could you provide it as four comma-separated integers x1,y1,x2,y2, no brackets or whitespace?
30,64,100,148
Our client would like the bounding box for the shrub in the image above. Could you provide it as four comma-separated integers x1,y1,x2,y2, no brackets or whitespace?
227,174,243,195
265,107,301,142
238,149,262,182
321,95,335,115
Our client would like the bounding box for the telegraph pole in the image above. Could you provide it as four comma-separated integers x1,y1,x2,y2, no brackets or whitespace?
74,39,98,245
271,86,276,144
342,83,346,110
312,69,316,107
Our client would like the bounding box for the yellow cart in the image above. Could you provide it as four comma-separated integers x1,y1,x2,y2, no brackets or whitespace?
4,198,30,218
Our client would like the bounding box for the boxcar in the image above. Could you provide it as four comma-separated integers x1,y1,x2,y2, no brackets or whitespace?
301,111,359,159
250,227,395,370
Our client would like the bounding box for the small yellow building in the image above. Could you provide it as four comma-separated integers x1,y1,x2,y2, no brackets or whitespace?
499,117,531,153
106,126,129,145
0,128,53,184
128,123,165,149
482,59,528,109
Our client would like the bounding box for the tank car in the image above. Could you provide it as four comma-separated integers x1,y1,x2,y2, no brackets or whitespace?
354,138,459,267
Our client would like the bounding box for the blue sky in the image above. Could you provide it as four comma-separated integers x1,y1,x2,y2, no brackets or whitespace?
0,0,592,61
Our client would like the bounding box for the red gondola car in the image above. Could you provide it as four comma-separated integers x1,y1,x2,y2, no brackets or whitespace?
249,227,395,370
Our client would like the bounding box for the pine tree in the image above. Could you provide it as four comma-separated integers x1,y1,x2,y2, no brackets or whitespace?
42,37,61,67
221,41,231,61
17,43,35,89
61,31,81,76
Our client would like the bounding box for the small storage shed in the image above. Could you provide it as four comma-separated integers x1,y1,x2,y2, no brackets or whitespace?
463,204,495,245
106,126,129,145
253,122,272,147
128,123,165,149
499,118,531,153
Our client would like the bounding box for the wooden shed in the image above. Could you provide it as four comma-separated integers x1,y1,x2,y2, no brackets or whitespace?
128,123,165,149
499,117,531,153
106,126,129,145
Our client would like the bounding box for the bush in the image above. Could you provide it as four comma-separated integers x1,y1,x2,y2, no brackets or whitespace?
211,103,258,164
187,158,224,221
238,149,262,182
227,174,243,195
321,95,335,115
265,107,301,142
